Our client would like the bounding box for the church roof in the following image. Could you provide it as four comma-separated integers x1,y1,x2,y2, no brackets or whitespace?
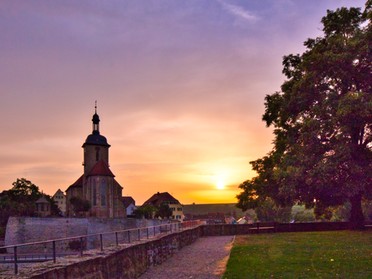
114,178,123,189
143,192,180,207
87,160,115,177
82,133,110,147
82,105,110,147
65,175,84,192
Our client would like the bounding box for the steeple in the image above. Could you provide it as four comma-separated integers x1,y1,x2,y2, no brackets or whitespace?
83,102,110,148
92,101,100,134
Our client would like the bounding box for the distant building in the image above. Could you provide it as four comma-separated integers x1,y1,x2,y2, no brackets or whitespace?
52,189,66,216
35,196,51,217
185,212,226,224
143,192,184,221
122,196,136,217
65,105,126,218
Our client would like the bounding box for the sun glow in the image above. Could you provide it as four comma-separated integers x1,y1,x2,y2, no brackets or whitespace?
216,179,225,190
214,173,228,190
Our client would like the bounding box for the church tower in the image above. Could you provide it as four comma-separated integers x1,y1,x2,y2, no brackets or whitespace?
65,104,125,218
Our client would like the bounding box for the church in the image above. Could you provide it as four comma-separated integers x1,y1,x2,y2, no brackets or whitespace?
65,105,126,218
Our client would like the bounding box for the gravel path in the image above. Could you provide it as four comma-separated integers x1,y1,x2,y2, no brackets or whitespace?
139,236,234,279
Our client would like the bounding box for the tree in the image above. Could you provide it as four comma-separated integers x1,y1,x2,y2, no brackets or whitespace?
237,2,371,229
0,178,61,237
0,178,42,220
133,205,157,219
69,197,91,216
155,203,173,219
255,197,292,223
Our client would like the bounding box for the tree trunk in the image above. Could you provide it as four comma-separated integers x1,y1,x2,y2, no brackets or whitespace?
349,194,364,230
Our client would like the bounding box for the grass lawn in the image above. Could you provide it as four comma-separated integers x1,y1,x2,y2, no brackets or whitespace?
223,231,372,278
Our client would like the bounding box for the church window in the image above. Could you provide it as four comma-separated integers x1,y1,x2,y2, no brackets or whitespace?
100,179,106,206
92,180,97,206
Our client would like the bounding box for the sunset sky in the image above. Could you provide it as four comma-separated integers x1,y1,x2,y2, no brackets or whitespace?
0,0,365,205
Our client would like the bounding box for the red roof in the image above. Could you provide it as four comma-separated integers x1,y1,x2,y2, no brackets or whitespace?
65,174,84,192
87,160,115,177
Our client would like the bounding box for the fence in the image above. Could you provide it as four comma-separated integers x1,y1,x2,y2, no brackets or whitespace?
0,220,203,275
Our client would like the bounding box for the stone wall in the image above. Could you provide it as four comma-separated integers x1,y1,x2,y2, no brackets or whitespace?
28,227,201,279
201,222,350,236
5,217,166,253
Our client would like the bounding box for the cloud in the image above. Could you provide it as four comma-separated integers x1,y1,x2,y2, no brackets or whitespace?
218,0,258,22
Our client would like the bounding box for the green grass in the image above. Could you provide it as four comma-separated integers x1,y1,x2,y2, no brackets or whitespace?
223,231,372,279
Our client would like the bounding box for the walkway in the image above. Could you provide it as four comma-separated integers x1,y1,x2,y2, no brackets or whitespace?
139,235,235,279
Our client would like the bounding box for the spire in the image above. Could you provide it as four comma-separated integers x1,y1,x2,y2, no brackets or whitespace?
83,102,110,148
92,101,100,134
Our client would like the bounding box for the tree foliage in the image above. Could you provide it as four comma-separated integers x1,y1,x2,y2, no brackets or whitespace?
69,197,91,216
155,203,173,219
133,205,157,219
255,197,292,223
134,203,173,219
0,178,61,236
237,2,371,229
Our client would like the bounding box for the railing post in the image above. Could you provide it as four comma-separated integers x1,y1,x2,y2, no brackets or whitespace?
14,246,18,275
115,232,119,246
44,243,47,260
147,227,149,239
127,230,131,243
153,226,156,236
138,229,140,241
53,241,56,263
80,237,84,257
100,234,103,252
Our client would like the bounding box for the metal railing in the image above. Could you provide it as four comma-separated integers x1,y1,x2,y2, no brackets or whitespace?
0,220,203,275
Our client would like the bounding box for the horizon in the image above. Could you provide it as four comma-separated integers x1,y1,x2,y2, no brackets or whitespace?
0,0,365,205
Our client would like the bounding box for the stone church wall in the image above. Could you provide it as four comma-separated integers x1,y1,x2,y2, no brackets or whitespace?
5,217,165,253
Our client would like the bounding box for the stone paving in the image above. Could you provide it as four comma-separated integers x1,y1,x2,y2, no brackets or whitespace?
139,235,235,279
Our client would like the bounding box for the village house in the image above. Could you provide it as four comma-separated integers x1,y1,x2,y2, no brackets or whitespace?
143,192,184,221
122,196,136,217
52,189,66,216
35,196,51,217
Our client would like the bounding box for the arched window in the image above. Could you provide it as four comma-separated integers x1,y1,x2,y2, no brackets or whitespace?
100,179,106,206
92,179,97,206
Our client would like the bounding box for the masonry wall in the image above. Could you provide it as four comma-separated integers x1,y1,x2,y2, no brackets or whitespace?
200,222,350,236
29,227,201,279
5,217,166,253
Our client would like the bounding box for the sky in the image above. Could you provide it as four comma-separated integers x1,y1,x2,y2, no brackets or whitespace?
0,0,366,205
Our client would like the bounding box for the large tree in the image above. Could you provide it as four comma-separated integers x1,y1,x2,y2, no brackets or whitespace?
237,2,371,229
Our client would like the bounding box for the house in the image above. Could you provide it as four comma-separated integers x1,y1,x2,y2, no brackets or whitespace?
65,105,126,218
143,192,184,221
35,196,51,217
122,196,136,217
52,189,66,216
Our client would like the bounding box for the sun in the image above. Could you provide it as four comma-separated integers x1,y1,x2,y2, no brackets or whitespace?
215,177,226,190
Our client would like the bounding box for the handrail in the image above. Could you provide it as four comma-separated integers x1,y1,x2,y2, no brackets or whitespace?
0,223,176,250
0,220,203,275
